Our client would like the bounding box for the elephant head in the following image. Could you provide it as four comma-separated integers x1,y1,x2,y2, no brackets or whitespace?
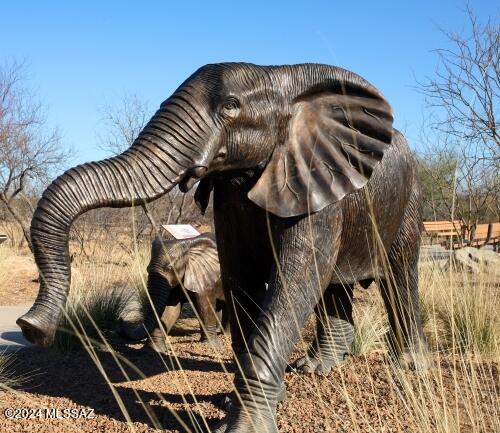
17,63,393,346
120,233,220,341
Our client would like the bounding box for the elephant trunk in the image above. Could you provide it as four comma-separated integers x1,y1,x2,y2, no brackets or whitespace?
17,105,208,347
120,271,173,341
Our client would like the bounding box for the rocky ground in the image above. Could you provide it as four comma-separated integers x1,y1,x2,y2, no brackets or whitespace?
1,315,498,433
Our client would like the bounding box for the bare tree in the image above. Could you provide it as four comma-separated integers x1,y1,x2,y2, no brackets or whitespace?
98,93,150,155
419,5,498,157
417,146,458,221
418,5,499,238
0,60,70,250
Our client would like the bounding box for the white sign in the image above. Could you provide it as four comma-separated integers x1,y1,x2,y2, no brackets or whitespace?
162,224,200,239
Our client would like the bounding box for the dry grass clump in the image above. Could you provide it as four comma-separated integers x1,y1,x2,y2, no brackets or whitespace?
387,258,500,433
0,350,23,389
351,296,388,357
53,243,150,352
419,258,499,358
438,284,498,355
349,252,500,361
0,245,10,295
54,286,139,352
339,259,499,432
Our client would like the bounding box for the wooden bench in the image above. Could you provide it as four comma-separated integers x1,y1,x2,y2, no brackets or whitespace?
468,223,500,251
0,234,8,245
424,220,500,250
423,220,466,246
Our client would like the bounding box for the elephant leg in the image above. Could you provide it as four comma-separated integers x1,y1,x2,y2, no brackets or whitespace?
222,271,268,369
162,302,183,331
214,209,342,433
146,287,182,353
379,262,427,369
296,283,354,374
196,290,221,347
218,300,230,334
213,191,271,358
380,190,428,369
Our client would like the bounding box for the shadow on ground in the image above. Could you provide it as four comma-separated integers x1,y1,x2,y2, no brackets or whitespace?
9,342,234,432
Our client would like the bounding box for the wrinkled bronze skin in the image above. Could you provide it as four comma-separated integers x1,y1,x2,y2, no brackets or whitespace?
18,63,425,432
120,233,227,351
208,132,425,432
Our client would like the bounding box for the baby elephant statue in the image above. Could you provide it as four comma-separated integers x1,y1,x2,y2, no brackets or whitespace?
121,233,227,352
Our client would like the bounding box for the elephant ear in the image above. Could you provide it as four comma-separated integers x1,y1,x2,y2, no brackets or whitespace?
184,236,220,293
247,80,394,217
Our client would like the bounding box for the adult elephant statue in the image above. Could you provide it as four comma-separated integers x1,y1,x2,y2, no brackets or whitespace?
18,63,426,433
121,232,227,351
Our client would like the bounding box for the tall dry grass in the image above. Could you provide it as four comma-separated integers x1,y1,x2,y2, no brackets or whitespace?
351,293,388,357
0,350,24,389
2,234,499,432
393,257,499,433
53,241,150,352
54,246,499,432
419,258,499,358
0,244,10,295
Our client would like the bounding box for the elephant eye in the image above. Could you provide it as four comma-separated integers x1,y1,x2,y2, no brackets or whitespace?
221,97,240,116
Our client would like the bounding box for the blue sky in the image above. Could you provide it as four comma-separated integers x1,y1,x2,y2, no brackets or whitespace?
1,1,497,166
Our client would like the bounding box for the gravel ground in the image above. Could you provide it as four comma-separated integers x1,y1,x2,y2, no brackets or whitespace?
1,316,498,433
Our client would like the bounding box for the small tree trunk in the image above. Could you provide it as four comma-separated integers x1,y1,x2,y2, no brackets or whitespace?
0,197,33,252
142,204,159,237
175,194,187,224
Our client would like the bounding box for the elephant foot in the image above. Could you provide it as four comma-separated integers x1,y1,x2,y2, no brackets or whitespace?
200,336,222,349
145,338,170,354
386,335,431,371
295,351,349,374
393,347,432,371
222,383,287,412
136,345,169,357
296,317,354,374
212,405,277,433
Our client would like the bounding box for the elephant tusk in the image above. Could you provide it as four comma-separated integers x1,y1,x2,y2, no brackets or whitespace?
179,166,207,192
179,175,199,192
192,166,207,178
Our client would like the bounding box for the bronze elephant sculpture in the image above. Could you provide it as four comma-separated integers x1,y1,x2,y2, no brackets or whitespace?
120,233,227,351
18,62,426,433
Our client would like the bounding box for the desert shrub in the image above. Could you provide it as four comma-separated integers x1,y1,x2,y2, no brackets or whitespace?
53,249,148,352
53,286,141,352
